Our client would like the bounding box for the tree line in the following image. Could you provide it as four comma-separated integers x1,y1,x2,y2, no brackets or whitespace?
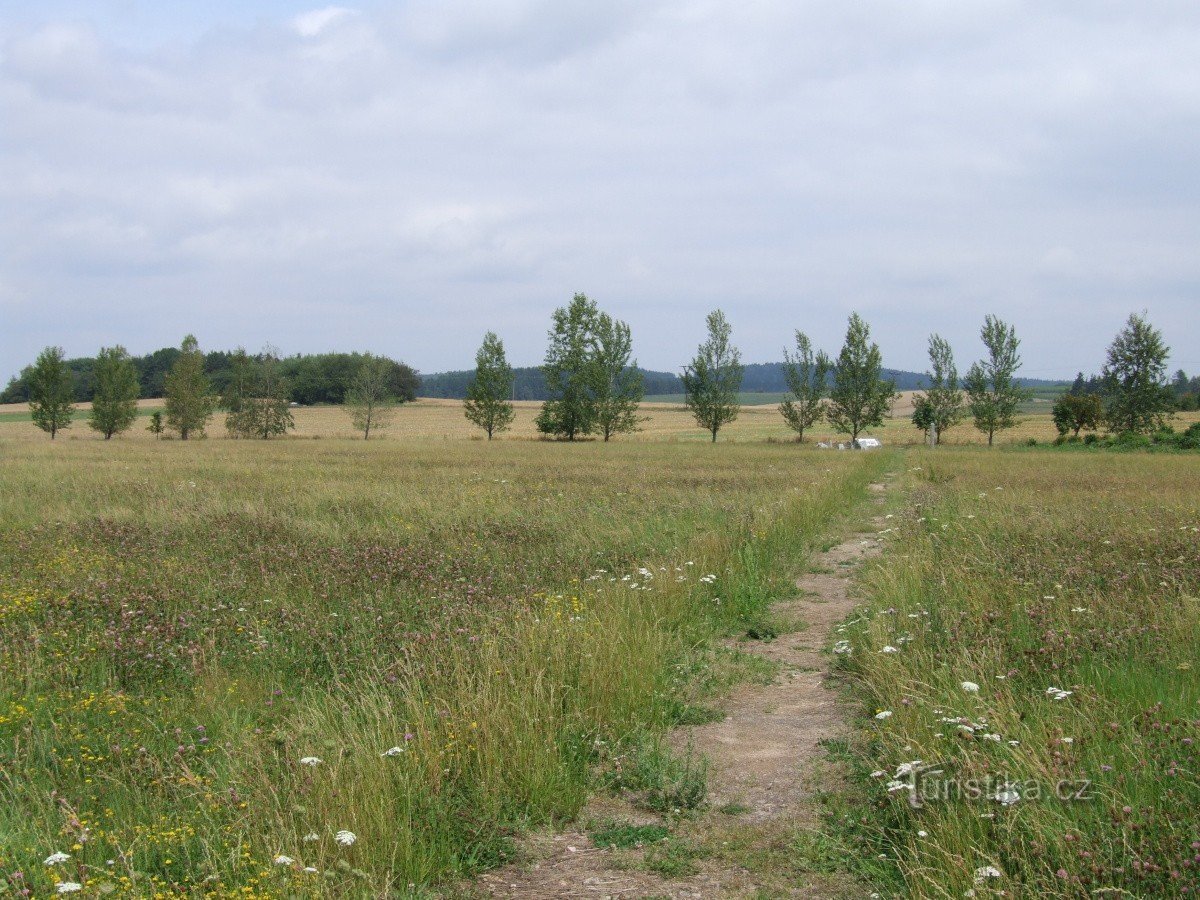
18,304,1187,445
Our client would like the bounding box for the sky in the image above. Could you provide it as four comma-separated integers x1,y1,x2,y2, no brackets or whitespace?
2,1,1199,382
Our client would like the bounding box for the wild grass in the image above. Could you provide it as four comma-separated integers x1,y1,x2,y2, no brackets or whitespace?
0,438,886,895
835,449,1200,897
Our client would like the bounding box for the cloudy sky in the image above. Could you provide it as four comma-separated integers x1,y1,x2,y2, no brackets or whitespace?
2,1,1198,382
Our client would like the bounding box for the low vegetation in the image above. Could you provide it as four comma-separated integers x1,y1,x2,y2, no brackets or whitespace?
835,450,1199,896
0,440,883,895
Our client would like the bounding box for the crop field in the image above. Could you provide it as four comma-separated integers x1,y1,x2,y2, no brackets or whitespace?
0,438,886,896
837,450,1200,896
4,399,1197,447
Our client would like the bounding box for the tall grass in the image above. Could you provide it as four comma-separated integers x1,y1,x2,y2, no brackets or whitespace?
835,450,1200,897
0,439,886,895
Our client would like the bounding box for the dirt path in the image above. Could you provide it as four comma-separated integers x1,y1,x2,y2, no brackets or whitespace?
473,480,893,899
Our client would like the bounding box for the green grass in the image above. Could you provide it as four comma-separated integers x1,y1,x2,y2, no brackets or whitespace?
833,449,1200,897
0,439,888,895
0,406,162,423
588,820,669,849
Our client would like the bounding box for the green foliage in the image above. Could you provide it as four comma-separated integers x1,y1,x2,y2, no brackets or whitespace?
27,346,75,439
603,734,708,814
589,820,669,849
779,330,830,442
89,346,140,439
1100,311,1174,434
146,411,164,437
344,354,397,439
224,346,294,440
536,293,604,440
593,313,646,441
826,313,895,445
1052,391,1102,437
964,315,1031,446
164,335,215,440
911,334,963,443
644,838,702,877
463,332,516,439
682,309,744,442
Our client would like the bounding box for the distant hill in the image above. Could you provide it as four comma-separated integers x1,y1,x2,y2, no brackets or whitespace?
419,363,1066,401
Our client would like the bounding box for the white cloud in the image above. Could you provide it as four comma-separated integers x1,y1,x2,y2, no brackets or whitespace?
291,7,356,39
1,1,1199,378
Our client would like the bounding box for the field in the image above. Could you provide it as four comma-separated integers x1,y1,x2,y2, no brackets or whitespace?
3,398,1197,446
0,438,884,896
836,450,1200,896
2,401,1197,898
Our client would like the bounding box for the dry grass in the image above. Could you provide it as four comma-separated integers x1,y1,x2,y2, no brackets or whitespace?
4,397,1196,446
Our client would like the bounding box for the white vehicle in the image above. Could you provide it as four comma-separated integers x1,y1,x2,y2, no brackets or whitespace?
855,437,882,449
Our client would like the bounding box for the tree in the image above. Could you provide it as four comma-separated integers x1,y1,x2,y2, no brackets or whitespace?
1052,392,1102,438
89,346,139,439
345,354,396,439
964,315,1030,446
593,313,645,441
779,331,830,442
164,335,215,440
910,334,964,445
682,309,744,442
28,346,75,439
225,346,293,439
1100,312,1174,434
826,313,895,447
464,332,516,440
147,411,164,438
536,293,603,440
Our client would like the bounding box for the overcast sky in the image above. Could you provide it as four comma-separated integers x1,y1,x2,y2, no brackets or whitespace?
2,1,1198,382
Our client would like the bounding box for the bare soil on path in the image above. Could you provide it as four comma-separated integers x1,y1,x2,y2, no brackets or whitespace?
472,480,894,899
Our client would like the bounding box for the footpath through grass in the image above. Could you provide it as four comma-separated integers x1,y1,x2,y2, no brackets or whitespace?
0,439,887,896
835,449,1199,897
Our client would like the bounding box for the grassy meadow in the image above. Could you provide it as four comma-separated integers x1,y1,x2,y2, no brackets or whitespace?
0,437,887,896
835,450,1200,897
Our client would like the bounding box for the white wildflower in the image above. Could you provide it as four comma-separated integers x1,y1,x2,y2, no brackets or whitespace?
44,852,71,866
382,746,405,757
832,640,853,655
880,645,899,654
335,830,356,846
992,784,1020,805
875,710,893,720
57,885,83,895
274,855,294,866
303,866,318,873
299,756,322,766
973,865,1002,882
961,681,980,693
303,833,320,842
918,830,928,837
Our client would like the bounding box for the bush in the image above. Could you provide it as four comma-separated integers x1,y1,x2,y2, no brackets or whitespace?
1083,433,1099,445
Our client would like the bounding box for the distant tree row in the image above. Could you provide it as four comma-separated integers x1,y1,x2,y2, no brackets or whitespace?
24,336,415,441
3,347,418,407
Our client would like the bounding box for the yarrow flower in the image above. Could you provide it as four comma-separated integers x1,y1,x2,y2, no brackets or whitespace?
1045,687,1073,701
299,756,322,766
875,710,893,720
303,833,319,842
973,865,1002,883
961,681,980,692
832,640,853,655
44,852,71,866
382,746,406,757
335,830,356,846
57,884,83,895
274,855,294,866
880,645,899,654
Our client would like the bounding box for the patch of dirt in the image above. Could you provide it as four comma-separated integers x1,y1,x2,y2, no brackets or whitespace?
472,482,893,899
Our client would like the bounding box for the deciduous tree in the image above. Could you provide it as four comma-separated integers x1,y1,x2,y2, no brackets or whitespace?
1052,392,1102,438
682,310,744,442
965,316,1030,446
779,331,830,442
826,314,894,447
464,332,516,440
911,334,963,444
1100,312,1174,434
89,346,139,439
593,313,645,441
164,335,215,440
225,346,293,439
345,354,396,439
28,346,75,439
536,293,603,440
